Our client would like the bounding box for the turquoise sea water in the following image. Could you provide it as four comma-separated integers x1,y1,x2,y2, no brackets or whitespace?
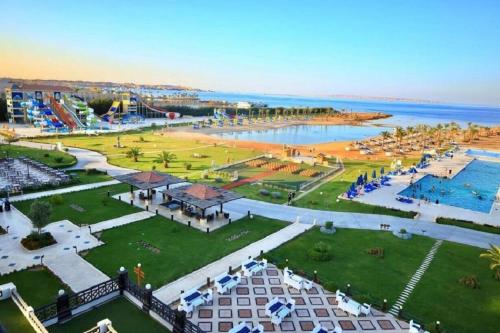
466,149,500,159
398,159,500,213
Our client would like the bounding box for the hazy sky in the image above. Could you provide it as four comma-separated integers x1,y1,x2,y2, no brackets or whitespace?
1,0,500,105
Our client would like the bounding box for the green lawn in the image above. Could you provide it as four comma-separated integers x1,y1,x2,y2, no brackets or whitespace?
49,298,168,333
84,215,288,287
33,130,261,176
232,183,289,204
436,217,500,235
14,184,140,226
0,144,76,168
294,159,418,218
405,242,500,333
266,227,435,304
0,267,67,307
0,300,36,333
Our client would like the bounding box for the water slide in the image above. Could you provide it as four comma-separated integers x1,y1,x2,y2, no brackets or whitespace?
61,102,86,128
101,101,121,122
138,97,179,119
48,96,79,129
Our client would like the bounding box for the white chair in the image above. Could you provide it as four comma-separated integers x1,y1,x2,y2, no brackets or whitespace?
409,320,430,333
360,303,371,316
178,288,205,313
283,267,313,291
265,297,295,325
312,324,329,333
241,258,268,277
229,322,264,333
215,272,241,294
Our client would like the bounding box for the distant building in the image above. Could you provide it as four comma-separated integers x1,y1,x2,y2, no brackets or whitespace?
236,101,252,109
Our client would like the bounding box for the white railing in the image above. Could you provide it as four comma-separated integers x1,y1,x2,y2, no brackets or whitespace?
10,290,49,333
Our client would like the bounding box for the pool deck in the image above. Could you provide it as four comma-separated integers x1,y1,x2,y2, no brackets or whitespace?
352,151,500,226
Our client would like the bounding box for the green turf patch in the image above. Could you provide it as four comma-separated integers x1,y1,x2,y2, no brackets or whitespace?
405,242,500,333
13,184,140,226
0,267,67,307
85,215,288,287
0,144,76,168
436,217,500,235
48,297,168,333
266,227,435,304
0,299,36,333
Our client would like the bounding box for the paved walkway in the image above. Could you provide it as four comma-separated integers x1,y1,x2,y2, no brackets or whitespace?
91,211,155,233
224,198,500,249
9,180,120,202
154,222,313,305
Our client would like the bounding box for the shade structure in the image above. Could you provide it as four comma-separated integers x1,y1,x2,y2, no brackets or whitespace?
161,184,243,210
372,170,377,179
113,171,184,190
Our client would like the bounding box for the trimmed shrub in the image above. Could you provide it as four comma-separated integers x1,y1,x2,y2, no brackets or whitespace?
184,162,192,170
308,241,332,262
399,228,407,234
271,191,282,199
325,221,334,229
259,189,270,196
54,156,64,163
48,194,64,205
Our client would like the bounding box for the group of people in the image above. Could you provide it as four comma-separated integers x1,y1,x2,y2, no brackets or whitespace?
0,198,11,212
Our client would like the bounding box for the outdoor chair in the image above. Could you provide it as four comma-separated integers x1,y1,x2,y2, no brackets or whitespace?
283,267,312,291
265,297,295,325
215,272,241,294
228,322,264,333
241,258,268,277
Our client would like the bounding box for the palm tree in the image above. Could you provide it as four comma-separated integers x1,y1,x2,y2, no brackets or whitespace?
126,147,143,162
380,131,391,150
480,244,500,279
395,127,405,150
155,151,176,168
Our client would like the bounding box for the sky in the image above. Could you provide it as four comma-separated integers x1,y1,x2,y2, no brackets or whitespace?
1,0,500,106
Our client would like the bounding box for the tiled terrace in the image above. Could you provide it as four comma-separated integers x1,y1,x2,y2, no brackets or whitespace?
179,266,408,332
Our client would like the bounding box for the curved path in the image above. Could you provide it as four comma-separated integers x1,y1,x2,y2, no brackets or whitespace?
11,140,500,249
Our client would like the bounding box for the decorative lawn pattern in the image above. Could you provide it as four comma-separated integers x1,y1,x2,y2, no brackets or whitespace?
294,159,418,218
405,242,500,333
0,267,67,307
266,228,435,305
0,299,36,333
0,144,76,168
14,184,140,226
34,131,261,176
84,215,288,288
48,298,168,333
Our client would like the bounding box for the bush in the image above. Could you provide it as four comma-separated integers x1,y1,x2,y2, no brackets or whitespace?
44,153,50,158
184,162,192,170
259,189,270,196
400,228,407,234
325,221,334,229
215,177,223,183
48,194,64,205
85,168,102,175
459,275,480,289
271,192,282,199
323,281,338,292
0,226,6,235
54,156,64,163
308,241,332,261
21,232,57,250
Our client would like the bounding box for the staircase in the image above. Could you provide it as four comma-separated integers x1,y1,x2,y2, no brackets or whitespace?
389,240,443,316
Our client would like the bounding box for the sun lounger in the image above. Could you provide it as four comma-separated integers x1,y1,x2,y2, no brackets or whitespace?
229,322,264,333
241,258,268,277
284,267,313,291
335,290,371,317
312,324,343,333
178,288,211,313
265,297,296,325
409,320,430,333
215,272,241,294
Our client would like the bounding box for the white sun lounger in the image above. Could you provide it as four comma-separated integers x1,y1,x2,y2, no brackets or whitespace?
178,288,212,313
335,290,371,317
228,322,264,333
409,320,430,333
283,267,313,291
215,272,241,294
265,297,296,325
312,323,343,333
241,258,268,277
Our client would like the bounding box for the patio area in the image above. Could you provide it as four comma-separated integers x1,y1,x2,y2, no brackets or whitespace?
175,265,409,333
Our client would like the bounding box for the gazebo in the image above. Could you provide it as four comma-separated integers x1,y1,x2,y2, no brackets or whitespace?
113,171,185,199
161,184,243,219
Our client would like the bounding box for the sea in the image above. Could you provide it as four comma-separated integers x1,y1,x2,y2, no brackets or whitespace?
140,89,500,127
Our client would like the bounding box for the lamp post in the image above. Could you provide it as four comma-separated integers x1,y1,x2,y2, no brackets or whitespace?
73,245,77,254
40,255,45,265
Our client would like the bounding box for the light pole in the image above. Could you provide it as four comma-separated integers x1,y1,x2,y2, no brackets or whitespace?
40,255,45,265
73,245,78,254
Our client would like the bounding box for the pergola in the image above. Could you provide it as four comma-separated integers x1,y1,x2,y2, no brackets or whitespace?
113,171,185,198
161,184,243,217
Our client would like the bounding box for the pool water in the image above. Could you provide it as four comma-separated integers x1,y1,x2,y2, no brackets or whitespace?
399,159,500,213
216,124,390,144
466,149,500,159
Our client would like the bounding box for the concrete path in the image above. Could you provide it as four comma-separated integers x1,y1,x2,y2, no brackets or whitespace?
224,198,500,249
9,180,120,202
153,222,312,304
91,211,155,233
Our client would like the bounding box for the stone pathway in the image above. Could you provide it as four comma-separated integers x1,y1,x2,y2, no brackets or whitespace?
154,223,313,305
9,180,120,202
91,211,155,233
389,240,443,316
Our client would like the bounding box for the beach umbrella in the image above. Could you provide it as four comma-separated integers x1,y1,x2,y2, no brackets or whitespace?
363,172,368,184
380,166,385,175
372,170,377,179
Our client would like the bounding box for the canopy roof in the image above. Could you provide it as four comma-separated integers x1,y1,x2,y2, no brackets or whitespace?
114,171,184,190
162,184,243,210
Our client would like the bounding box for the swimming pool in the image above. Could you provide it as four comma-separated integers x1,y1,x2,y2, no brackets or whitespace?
465,149,500,159
215,124,390,144
398,159,500,213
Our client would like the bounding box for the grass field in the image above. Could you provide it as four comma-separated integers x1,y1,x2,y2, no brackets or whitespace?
0,267,67,307
49,298,168,333
266,227,435,304
34,130,261,176
405,242,500,333
0,144,76,168
294,158,418,218
84,215,288,287
0,300,36,333
14,184,140,226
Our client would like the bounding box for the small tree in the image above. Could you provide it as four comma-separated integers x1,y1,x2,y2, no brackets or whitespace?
126,147,143,162
480,244,500,280
29,200,52,234
155,151,176,168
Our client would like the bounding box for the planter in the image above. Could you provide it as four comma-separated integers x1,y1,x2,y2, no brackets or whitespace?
393,231,412,240
320,226,336,235
21,232,57,250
